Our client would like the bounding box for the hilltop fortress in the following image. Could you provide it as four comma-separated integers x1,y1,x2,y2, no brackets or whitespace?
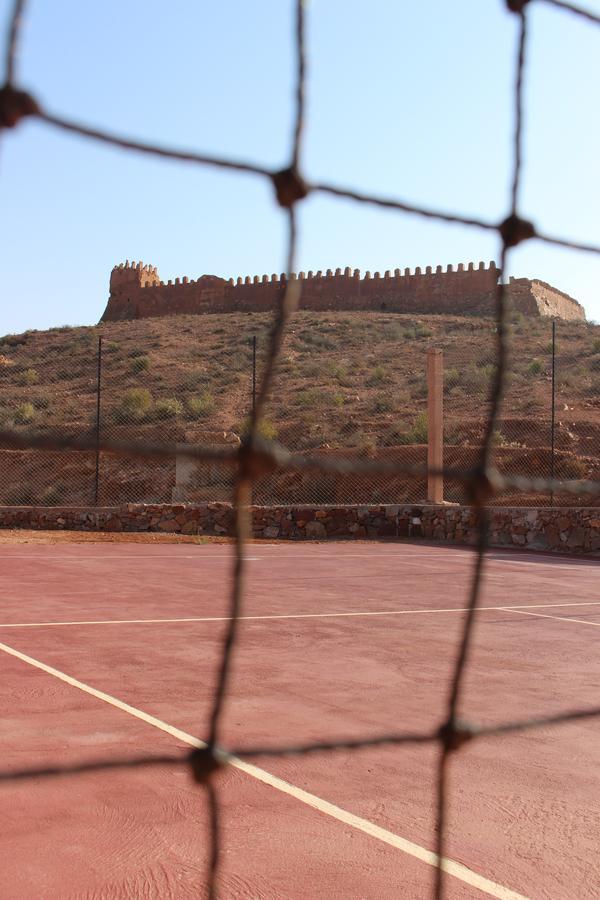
100,260,585,323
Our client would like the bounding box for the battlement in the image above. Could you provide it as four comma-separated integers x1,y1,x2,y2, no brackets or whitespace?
110,260,161,293
100,260,585,323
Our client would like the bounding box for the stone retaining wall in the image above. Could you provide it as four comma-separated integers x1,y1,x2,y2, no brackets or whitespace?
0,503,598,554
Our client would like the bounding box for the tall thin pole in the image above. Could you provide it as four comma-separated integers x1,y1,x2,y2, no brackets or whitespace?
427,348,444,503
252,335,257,416
550,320,556,506
94,335,103,506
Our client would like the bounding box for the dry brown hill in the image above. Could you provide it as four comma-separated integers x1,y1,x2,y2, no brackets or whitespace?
0,310,599,507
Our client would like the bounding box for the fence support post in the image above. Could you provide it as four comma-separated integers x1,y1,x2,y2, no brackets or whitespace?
427,348,444,504
94,335,103,506
252,335,257,415
550,320,556,506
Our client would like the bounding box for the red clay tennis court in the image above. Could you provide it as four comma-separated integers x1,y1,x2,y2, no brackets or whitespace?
1,536,598,899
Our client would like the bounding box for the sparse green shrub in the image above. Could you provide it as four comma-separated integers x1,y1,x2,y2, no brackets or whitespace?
296,388,323,408
14,402,35,424
186,392,215,419
528,359,543,376
128,347,147,358
19,368,39,386
410,380,428,400
592,338,600,353
130,355,150,374
105,341,120,353
152,398,183,420
543,341,558,355
371,396,395,413
444,368,461,391
395,411,428,445
350,430,377,453
367,365,389,386
235,416,278,441
590,357,600,372
403,322,433,340
115,388,152,422
461,364,493,391
332,393,345,407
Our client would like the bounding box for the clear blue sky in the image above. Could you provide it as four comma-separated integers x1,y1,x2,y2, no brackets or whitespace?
1,0,598,333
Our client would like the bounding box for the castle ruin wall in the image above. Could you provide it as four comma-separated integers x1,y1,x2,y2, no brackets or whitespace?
100,261,585,323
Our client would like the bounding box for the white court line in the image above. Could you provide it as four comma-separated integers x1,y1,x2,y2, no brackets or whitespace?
505,608,600,628
0,639,526,900
1,600,599,630
0,551,595,571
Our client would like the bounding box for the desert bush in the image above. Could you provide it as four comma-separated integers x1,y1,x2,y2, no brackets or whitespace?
528,359,543,376
114,388,152,422
403,322,433,340
366,365,389,386
130,355,150,374
0,333,27,348
186,392,215,419
151,398,183,420
444,368,461,391
395,411,428,444
589,356,600,372
296,388,323,408
371,396,395,413
19,368,39,386
592,338,600,353
410,380,428,400
556,456,588,479
235,416,278,441
104,341,120,353
14,401,35,424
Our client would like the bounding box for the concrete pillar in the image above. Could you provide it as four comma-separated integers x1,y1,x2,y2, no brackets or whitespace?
427,348,444,503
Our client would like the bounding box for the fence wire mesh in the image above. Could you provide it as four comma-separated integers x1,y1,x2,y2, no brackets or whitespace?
1,1,600,898
1,317,598,508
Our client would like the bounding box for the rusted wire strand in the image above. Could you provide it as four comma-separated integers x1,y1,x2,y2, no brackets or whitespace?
538,0,600,25
4,0,26,84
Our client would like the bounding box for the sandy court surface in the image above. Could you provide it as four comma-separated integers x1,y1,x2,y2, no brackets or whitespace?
0,538,598,898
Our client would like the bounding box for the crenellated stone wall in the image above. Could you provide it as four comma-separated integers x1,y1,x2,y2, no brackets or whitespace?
1,504,597,554
100,260,585,323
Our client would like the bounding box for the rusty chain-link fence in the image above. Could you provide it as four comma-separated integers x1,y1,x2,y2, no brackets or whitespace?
1,0,600,898
1,318,598,508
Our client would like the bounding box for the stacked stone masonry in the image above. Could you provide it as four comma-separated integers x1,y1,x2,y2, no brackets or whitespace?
100,261,585,322
0,504,597,554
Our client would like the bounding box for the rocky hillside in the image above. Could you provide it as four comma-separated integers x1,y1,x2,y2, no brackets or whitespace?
0,310,599,507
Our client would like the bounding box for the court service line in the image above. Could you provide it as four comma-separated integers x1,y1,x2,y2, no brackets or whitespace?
504,608,600,628
0,639,526,900
1,600,599,629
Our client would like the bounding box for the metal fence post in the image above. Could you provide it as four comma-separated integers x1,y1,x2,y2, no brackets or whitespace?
252,335,257,416
94,335,103,506
427,348,444,503
550,320,556,506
